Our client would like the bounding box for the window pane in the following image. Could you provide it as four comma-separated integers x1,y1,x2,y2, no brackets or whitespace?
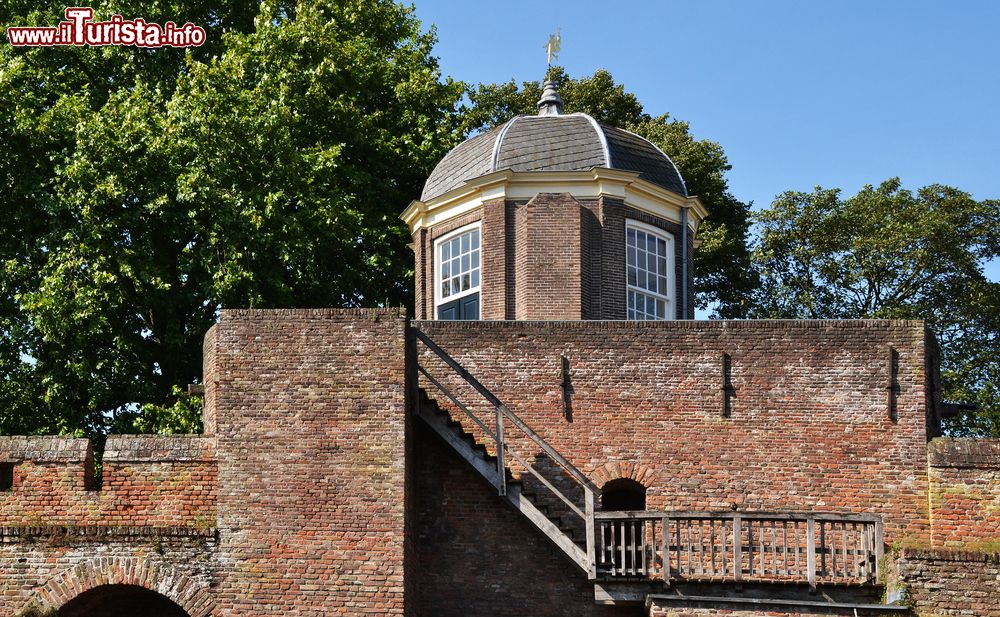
626,224,672,321
437,228,482,305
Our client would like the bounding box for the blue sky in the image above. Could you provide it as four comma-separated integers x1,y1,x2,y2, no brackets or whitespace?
413,0,1000,281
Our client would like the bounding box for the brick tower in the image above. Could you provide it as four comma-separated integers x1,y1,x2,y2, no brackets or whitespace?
402,80,708,321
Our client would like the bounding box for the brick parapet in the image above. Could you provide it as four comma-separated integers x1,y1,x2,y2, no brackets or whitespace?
0,434,217,529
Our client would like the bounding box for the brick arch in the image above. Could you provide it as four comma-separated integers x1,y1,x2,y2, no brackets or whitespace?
591,461,657,490
25,556,214,617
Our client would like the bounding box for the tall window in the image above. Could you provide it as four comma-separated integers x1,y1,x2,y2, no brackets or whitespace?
435,224,481,320
626,221,674,320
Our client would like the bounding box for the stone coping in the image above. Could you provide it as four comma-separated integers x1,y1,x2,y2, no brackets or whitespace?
104,435,217,462
899,547,1000,563
0,437,90,463
927,438,1000,468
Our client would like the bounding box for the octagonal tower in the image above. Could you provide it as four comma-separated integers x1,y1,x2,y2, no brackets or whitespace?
402,81,707,321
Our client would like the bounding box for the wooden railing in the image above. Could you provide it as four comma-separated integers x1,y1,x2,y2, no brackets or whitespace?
413,329,601,578
594,511,883,587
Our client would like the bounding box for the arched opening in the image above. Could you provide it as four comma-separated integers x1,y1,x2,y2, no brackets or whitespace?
59,584,189,617
599,478,648,575
601,478,646,512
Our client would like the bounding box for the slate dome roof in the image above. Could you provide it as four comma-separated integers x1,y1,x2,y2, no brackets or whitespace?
420,82,688,202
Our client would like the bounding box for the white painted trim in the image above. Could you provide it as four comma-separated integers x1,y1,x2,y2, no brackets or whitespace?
402,169,707,235
490,116,521,172
575,113,612,167
433,221,482,317
625,219,676,321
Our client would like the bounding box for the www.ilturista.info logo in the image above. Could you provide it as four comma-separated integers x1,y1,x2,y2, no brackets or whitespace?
6,7,206,47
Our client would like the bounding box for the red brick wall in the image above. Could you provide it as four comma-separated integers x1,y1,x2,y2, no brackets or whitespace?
206,308,410,615
515,193,583,320
927,439,1000,547
0,435,216,527
897,548,1000,616
481,197,508,320
414,320,932,543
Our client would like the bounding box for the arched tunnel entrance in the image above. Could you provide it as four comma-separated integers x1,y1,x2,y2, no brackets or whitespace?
58,584,189,617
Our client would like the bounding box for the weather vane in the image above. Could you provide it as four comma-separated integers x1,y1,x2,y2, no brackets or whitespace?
545,28,561,67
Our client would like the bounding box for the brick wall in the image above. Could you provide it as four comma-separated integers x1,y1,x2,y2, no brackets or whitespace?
206,308,410,615
927,438,1000,547
0,434,217,614
515,193,583,320
897,548,1000,616
413,320,933,543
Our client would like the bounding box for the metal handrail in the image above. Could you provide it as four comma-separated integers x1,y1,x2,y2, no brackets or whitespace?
414,329,598,492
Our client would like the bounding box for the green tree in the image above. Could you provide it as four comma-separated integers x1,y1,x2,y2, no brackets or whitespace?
750,178,1000,436
460,67,755,317
0,0,463,439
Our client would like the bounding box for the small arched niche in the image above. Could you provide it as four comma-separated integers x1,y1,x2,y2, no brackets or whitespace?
59,584,189,617
600,477,647,512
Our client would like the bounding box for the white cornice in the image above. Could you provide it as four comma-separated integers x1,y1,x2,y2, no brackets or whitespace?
401,168,708,234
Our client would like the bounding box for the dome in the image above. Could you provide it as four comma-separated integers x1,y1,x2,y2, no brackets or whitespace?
420,86,688,202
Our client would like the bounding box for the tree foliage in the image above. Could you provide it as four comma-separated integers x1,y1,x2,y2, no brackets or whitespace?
460,67,755,317
750,179,1000,436
0,0,463,438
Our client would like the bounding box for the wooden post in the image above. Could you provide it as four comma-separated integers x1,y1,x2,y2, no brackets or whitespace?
585,488,596,580
661,516,670,584
733,516,743,583
495,405,506,496
806,517,817,590
874,520,884,584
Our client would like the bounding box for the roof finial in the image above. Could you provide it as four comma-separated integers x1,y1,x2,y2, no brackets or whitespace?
537,79,563,116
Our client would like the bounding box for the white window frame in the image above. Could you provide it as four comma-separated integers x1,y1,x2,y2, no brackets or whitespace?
433,221,482,314
625,219,675,321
